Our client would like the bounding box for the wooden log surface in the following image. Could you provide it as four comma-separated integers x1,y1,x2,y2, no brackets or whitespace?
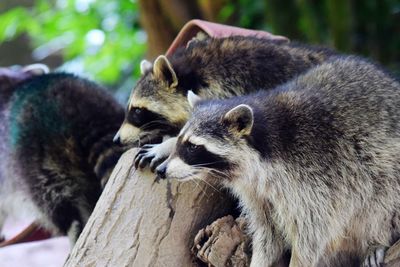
64,148,235,267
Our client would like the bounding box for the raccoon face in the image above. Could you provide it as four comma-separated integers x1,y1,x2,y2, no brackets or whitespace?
114,56,189,146
157,94,255,184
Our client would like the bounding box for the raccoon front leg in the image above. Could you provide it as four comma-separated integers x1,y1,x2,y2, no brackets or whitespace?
250,222,285,267
49,200,86,245
134,137,177,172
35,177,100,245
289,237,334,267
67,220,83,244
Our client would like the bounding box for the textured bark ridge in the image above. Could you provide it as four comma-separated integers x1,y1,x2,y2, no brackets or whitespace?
64,148,235,267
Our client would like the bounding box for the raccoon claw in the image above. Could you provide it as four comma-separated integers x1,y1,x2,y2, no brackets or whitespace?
150,157,167,173
134,145,155,169
363,246,386,267
134,141,172,172
135,153,152,169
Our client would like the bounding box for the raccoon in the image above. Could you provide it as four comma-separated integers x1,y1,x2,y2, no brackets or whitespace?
157,56,400,267
0,68,125,244
113,36,337,172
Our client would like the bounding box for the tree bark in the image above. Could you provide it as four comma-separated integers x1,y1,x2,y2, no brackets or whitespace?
64,148,235,267
138,0,203,59
137,0,229,59
192,215,251,267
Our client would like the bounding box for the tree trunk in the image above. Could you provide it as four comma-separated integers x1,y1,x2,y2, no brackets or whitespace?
64,148,235,267
138,0,203,59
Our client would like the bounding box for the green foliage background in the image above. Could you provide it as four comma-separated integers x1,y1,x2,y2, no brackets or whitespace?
0,0,146,85
0,0,399,87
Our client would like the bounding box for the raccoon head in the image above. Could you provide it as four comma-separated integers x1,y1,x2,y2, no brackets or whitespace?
156,92,255,185
114,55,189,146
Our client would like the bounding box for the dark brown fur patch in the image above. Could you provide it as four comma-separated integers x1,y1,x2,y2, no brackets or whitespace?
0,73,126,240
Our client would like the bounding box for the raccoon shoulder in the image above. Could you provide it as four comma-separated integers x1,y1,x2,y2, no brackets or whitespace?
12,72,123,119
9,72,124,148
169,36,337,95
234,56,400,158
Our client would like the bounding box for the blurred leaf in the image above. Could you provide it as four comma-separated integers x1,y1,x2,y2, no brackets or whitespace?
0,8,32,42
0,0,145,85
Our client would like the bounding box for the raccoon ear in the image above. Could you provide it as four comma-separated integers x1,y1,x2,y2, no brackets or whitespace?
153,55,178,89
223,104,254,136
140,59,152,75
187,90,202,108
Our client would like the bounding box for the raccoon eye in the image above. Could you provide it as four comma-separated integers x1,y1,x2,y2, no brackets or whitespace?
187,143,199,153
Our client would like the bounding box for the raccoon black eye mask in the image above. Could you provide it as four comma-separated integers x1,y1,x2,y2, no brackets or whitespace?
127,107,166,130
176,141,231,170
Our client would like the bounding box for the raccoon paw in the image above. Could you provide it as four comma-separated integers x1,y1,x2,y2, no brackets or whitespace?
134,144,168,172
362,246,387,267
134,144,155,169
134,138,177,172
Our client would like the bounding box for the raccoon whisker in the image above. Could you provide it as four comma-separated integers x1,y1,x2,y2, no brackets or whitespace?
139,120,173,131
189,161,228,168
195,177,221,194
143,120,171,126
191,178,200,191
186,171,218,195
189,178,208,197
192,166,229,179
190,169,222,193
176,170,211,195
193,166,231,181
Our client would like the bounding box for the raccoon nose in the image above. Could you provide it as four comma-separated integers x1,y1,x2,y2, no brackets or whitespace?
156,164,167,179
113,131,121,145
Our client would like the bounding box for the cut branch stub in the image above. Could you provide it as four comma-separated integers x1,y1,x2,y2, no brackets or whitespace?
192,215,251,267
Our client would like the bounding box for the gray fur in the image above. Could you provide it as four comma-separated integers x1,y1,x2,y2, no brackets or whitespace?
163,56,400,266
